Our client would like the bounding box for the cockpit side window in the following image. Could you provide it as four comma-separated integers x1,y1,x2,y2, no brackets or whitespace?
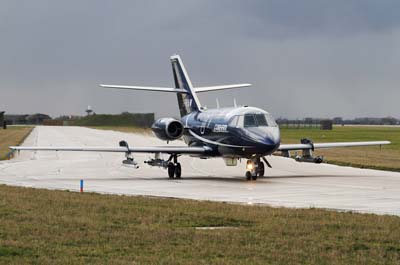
244,114,257,127
236,115,244,128
229,116,238,127
265,113,278,127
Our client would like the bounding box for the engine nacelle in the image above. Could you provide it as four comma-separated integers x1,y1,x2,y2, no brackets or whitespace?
151,118,184,141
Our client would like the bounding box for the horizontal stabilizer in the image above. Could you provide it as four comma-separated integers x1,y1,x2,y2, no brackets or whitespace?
100,83,251,94
195,83,251,93
100,84,187,93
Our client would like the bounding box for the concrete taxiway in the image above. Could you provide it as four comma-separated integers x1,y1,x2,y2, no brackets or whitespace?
1,126,400,216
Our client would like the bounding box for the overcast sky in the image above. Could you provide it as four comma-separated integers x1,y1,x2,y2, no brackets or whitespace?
1,0,399,119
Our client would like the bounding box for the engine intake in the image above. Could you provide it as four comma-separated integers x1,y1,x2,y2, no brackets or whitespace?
152,118,184,141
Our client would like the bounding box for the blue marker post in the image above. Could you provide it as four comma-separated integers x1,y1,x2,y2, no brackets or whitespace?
80,179,84,193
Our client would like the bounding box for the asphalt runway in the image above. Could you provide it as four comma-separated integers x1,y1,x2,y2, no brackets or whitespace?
1,126,400,216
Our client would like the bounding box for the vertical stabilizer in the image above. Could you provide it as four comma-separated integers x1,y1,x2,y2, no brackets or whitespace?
170,55,202,116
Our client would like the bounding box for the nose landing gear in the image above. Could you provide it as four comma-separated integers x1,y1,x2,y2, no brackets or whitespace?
245,157,270,181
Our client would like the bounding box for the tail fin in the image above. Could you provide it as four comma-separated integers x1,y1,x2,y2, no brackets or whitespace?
100,54,251,117
170,55,202,116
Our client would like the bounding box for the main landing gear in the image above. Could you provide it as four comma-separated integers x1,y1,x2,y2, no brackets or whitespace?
167,155,181,179
145,153,182,179
245,157,271,181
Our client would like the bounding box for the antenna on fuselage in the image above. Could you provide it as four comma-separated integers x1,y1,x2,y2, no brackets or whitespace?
233,98,237,108
216,98,220,109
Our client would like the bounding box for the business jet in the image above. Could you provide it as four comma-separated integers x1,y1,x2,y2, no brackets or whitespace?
11,55,390,180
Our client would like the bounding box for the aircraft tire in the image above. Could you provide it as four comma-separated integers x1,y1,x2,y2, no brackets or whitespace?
252,174,258,181
175,163,182,179
245,171,252,180
168,163,175,179
258,162,265,177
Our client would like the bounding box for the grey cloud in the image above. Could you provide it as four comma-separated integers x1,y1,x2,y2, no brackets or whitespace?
0,0,399,119
231,0,400,39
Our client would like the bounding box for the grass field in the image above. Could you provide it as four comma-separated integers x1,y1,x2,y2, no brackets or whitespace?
279,126,400,172
0,185,399,264
0,126,33,160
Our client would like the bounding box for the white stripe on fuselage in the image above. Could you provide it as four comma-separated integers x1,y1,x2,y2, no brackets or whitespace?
189,129,251,148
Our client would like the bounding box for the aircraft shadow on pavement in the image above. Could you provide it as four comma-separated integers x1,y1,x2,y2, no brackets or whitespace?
51,174,374,183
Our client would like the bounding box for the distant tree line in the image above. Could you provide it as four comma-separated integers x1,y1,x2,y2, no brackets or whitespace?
277,116,399,126
58,112,155,127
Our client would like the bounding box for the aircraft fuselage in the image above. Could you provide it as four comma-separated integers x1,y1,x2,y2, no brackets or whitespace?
181,106,280,158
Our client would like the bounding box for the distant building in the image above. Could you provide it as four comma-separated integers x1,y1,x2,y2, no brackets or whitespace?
5,113,51,125
320,119,333,130
26,114,51,125
5,114,28,125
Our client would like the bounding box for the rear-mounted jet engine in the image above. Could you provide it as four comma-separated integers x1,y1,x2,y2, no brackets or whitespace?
151,118,184,141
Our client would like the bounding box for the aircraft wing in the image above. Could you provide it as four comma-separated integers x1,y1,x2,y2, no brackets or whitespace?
278,141,391,151
9,145,211,155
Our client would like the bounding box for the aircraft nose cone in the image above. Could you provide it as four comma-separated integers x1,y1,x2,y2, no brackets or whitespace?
261,129,280,149
245,127,280,153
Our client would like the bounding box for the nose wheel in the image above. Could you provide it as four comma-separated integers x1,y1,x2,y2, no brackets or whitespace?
245,159,267,181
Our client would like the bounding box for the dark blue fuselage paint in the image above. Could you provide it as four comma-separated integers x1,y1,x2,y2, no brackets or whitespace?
181,106,280,158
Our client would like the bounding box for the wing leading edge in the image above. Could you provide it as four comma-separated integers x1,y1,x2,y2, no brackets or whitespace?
278,141,391,151
9,145,211,155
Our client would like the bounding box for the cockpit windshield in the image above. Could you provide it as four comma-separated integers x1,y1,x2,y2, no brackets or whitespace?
255,114,268,126
244,114,257,127
231,113,277,128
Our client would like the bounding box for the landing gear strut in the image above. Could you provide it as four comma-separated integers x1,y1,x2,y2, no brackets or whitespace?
167,154,181,179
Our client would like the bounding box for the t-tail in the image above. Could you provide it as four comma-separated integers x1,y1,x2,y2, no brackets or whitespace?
100,54,251,117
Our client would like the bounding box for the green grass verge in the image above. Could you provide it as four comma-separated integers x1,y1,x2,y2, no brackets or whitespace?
0,185,399,264
0,126,33,160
